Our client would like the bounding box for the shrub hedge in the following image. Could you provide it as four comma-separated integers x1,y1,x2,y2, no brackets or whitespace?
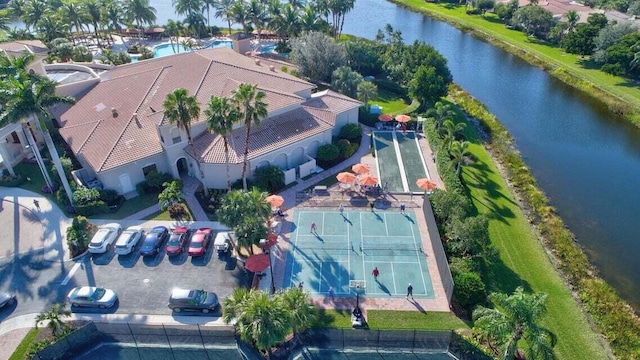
448,84,640,359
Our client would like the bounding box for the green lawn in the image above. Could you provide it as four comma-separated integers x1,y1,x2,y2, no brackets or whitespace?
91,193,159,220
8,328,40,360
394,0,640,111
367,310,471,331
141,201,193,221
460,130,608,359
372,88,412,114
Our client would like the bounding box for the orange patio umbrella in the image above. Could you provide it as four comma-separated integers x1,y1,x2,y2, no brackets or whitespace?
395,114,411,123
336,172,357,183
351,163,371,174
245,253,270,272
378,114,394,122
416,178,437,191
265,194,285,207
359,174,379,187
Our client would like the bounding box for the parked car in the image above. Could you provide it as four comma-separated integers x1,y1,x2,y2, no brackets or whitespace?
67,286,118,308
213,231,234,254
188,228,212,257
166,227,189,256
114,226,144,255
0,292,16,309
139,226,168,256
167,288,218,313
88,223,122,254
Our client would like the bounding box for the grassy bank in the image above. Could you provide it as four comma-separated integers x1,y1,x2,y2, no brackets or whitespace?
390,0,640,125
448,85,640,358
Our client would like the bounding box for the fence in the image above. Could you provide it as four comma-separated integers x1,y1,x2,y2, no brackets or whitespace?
422,196,454,302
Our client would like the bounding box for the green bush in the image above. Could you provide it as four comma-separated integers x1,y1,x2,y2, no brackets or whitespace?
316,144,340,168
99,189,120,205
253,165,285,193
453,271,487,312
73,186,100,205
359,107,379,127
339,123,363,143
50,156,73,182
56,188,70,206
66,216,92,257
145,171,174,192
429,189,471,224
74,200,108,216
0,171,26,187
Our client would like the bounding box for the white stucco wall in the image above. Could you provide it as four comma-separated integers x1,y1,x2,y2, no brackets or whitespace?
332,107,360,136
97,153,170,194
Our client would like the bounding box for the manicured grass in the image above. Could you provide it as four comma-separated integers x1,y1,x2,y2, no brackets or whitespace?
372,88,411,114
8,328,40,360
394,0,640,111
312,309,354,329
367,310,471,331
141,201,193,221
92,193,159,220
460,129,608,359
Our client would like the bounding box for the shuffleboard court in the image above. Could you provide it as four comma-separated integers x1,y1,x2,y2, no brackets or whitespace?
373,131,428,193
373,132,404,192
283,209,435,299
396,132,429,192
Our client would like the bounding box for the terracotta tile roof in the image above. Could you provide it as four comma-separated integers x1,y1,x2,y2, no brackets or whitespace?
193,105,335,164
58,48,315,172
304,89,363,113
0,40,48,55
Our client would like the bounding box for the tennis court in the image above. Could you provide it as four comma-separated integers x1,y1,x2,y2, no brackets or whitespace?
283,209,435,299
373,131,429,193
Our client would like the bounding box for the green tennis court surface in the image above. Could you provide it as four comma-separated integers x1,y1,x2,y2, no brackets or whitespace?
373,131,429,193
284,209,435,299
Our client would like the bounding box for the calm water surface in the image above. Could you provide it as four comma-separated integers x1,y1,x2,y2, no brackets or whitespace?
342,1,640,310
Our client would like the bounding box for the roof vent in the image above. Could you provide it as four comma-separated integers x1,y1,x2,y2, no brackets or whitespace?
133,112,139,121
269,65,275,71
254,59,261,65
111,108,118,118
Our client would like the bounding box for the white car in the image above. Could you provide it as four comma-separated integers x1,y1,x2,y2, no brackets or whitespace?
114,226,144,255
88,223,122,254
67,286,118,308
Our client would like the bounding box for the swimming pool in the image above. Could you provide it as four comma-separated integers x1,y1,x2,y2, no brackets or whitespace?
261,44,277,53
153,41,233,58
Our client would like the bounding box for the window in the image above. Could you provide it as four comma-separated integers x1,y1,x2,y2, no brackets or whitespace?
142,164,157,176
171,128,181,144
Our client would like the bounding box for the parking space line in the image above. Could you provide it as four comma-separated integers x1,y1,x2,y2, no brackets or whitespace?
61,261,83,286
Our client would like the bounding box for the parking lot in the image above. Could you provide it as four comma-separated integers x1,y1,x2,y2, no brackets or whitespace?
65,224,251,317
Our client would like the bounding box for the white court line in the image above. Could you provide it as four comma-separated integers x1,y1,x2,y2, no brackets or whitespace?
410,216,428,294
61,261,83,286
384,213,389,235
413,132,431,180
318,262,323,293
392,131,410,192
288,210,303,286
391,262,397,294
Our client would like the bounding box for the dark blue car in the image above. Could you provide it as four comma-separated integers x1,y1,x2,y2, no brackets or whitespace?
139,226,168,256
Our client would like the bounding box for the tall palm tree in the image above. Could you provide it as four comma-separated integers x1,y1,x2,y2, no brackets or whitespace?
23,0,49,33
473,287,555,360
37,14,70,43
162,88,209,197
204,96,239,191
8,0,28,30
356,81,377,112
440,119,466,150
214,0,236,35
331,66,363,98
565,10,579,33
58,0,87,44
202,0,216,32
280,287,316,338
103,1,124,45
247,0,268,39
230,0,250,32
222,287,251,324
426,101,455,130
449,140,470,177
0,59,76,204
35,303,71,336
123,0,157,30
84,0,103,47
231,84,268,191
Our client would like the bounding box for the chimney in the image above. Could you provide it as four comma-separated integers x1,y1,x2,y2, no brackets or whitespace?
111,108,118,118
133,112,138,121
269,65,275,71
254,59,261,65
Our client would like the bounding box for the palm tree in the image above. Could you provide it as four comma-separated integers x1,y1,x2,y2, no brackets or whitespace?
222,287,251,324
103,1,124,45
565,10,579,33
247,0,269,40
231,290,291,356
35,303,71,336
0,61,76,204
173,0,204,18
473,287,555,360
84,0,103,47
449,140,470,177
356,81,377,111
234,215,269,254
218,189,271,228
231,84,268,191
440,119,466,150
23,0,49,33
280,287,316,338
123,0,157,30
58,0,87,44
204,96,239,191
37,14,70,43
202,0,216,33
8,0,28,30
299,6,326,33
331,66,363,98
230,0,250,32
162,88,208,197
426,101,455,130
214,0,236,35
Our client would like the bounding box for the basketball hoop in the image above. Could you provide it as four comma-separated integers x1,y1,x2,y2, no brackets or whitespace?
349,280,366,294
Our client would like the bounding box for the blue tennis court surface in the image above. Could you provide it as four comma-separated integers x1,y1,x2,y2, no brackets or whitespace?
283,209,435,299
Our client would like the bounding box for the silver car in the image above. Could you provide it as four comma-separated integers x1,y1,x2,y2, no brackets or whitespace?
67,286,118,308
0,292,16,309
115,226,144,255
88,223,122,254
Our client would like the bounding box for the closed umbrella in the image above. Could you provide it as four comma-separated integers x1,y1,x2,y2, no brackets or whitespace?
378,114,394,122
359,174,379,187
351,163,371,174
336,172,357,183
395,114,411,123
416,178,437,191
245,253,270,272
259,233,278,249
265,194,284,207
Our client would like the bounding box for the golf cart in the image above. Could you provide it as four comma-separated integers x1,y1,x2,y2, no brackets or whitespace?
214,231,234,256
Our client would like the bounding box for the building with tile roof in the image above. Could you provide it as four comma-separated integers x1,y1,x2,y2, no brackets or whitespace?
53,48,362,194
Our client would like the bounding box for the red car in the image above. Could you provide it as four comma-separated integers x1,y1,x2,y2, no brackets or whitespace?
166,227,189,256
188,228,212,257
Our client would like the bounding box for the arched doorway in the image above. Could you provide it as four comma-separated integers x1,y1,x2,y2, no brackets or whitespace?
176,157,188,175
